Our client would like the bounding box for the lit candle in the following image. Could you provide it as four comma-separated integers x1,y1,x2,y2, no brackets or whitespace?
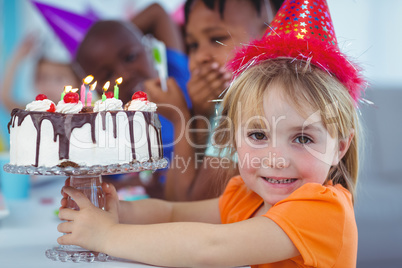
61,85,72,101
102,81,110,101
81,75,94,104
86,81,97,106
114,77,123,99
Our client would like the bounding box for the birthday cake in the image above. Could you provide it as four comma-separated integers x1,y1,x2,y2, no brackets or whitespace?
8,91,163,168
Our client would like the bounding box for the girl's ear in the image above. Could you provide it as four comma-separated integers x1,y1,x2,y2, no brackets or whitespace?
332,129,355,166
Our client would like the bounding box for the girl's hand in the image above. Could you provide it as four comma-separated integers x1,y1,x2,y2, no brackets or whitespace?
60,177,70,209
187,62,232,119
145,77,191,124
60,179,120,211
57,185,119,252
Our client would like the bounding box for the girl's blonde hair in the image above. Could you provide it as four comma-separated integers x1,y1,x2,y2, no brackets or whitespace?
214,58,360,200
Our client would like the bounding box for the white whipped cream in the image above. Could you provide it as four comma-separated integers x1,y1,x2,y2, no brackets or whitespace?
93,98,123,112
25,99,55,112
126,99,157,112
56,100,83,114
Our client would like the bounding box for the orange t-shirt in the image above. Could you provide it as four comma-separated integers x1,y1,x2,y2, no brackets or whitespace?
219,176,357,268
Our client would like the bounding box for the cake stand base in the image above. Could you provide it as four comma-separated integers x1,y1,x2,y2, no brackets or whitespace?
45,245,109,262
45,175,108,263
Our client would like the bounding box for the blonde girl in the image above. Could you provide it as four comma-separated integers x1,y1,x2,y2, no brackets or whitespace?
58,56,359,267
57,0,365,267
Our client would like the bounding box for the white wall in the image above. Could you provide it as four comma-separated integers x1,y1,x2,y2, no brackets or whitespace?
329,0,402,89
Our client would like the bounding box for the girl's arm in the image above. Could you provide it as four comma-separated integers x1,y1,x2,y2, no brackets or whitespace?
131,3,184,52
103,218,299,267
163,63,233,201
58,187,299,267
163,106,196,201
118,197,221,225
61,179,219,225
147,80,225,201
145,78,197,201
1,35,36,111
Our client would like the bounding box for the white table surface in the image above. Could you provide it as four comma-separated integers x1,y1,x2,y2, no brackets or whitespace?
0,176,161,268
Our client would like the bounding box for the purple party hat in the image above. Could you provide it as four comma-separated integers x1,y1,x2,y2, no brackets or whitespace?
31,0,98,59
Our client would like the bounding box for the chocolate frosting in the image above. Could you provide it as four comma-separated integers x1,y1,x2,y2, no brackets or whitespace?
8,109,163,167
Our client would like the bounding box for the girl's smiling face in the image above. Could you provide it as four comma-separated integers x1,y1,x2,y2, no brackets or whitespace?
235,84,344,206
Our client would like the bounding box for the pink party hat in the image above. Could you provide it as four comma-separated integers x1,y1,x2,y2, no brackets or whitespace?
228,0,365,104
31,0,98,59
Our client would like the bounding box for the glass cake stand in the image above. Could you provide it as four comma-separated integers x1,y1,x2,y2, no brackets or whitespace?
3,159,168,263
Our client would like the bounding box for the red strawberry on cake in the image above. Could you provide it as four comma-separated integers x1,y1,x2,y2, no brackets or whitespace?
35,94,48,101
105,92,114,99
124,91,156,112
132,91,148,101
56,92,83,114
25,94,56,112
93,92,123,112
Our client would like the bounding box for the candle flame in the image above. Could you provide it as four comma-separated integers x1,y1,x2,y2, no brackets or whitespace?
103,81,110,92
90,81,97,91
116,77,123,84
84,75,94,84
64,85,73,92
71,88,79,93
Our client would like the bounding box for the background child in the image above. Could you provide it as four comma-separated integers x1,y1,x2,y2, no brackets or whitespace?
74,3,189,105
147,0,284,201
57,1,364,266
0,33,80,112
184,0,283,124
72,4,191,197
